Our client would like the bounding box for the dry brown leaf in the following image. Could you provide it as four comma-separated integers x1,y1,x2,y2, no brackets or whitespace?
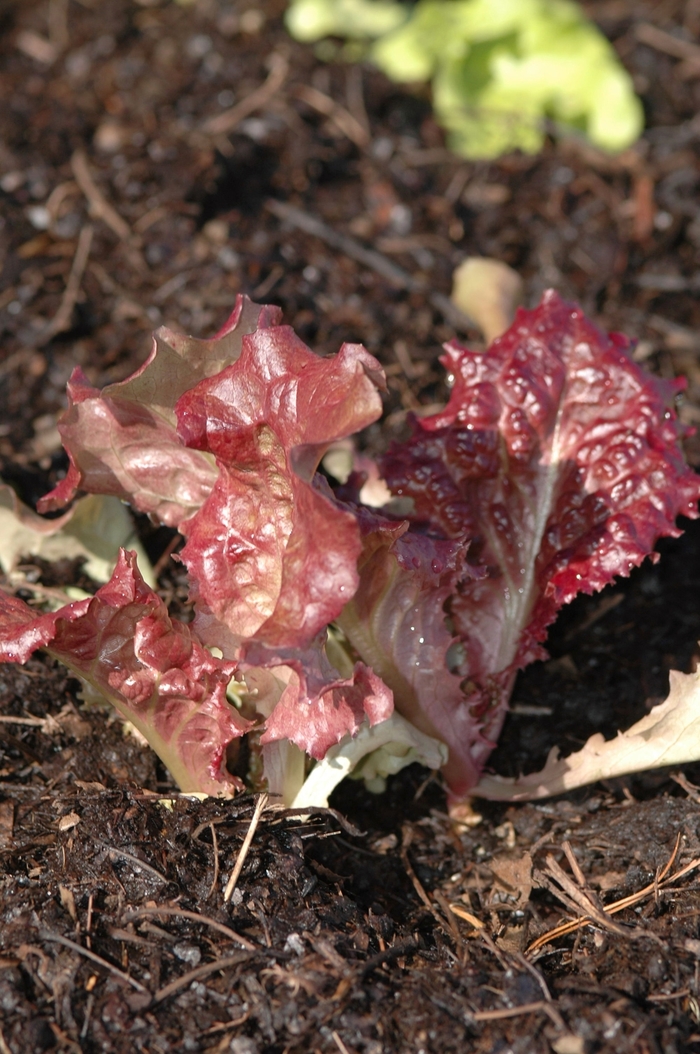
476,664,700,800
57,812,81,832
450,257,523,343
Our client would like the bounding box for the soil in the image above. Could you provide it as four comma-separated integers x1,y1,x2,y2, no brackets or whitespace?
2,0,700,1051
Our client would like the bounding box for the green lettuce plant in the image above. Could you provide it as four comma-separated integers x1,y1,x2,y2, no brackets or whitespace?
286,0,643,158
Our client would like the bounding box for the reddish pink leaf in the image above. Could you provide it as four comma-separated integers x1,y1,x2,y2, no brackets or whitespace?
39,295,281,526
177,326,386,649
247,641,393,760
0,551,248,795
380,291,700,795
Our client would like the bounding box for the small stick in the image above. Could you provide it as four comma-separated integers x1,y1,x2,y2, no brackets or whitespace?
670,771,700,804
39,224,93,344
151,534,182,580
635,22,700,66
432,889,465,952
647,989,691,1002
123,905,256,952
71,152,131,241
94,842,168,885
400,829,432,910
86,891,94,950
203,53,287,136
206,822,220,902
528,833,695,954
223,793,268,903
472,1001,548,1022
331,1030,354,1054
561,841,587,888
345,64,370,138
294,85,369,149
0,715,49,728
39,930,148,993
543,854,627,936
152,952,250,1005
449,903,485,930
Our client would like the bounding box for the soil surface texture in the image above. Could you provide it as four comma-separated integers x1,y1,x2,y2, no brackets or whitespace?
3,1,700,1051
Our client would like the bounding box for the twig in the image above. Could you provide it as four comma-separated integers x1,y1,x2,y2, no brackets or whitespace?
206,822,220,902
670,771,700,804
0,348,33,380
432,889,466,953
0,715,50,728
528,833,699,954
472,1001,549,1022
294,84,369,149
48,0,69,50
94,842,169,885
224,793,268,903
265,199,473,334
360,938,418,979
151,534,183,579
38,224,93,344
152,952,250,1005
540,854,628,937
332,1030,354,1054
123,905,257,952
561,841,587,888
202,53,288,136
0,1026,12,1054
71,151,131,241
635,23,700,66
449,903,485,930
647,989,691,1002
401,828,461,951
39,930,149,993
400,831,433,910
345,64,370,139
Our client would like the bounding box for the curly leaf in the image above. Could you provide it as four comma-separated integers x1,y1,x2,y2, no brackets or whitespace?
475,665,700,800
39,295,281,527
177,325,386,649
381,290,700,796
0,550,248,795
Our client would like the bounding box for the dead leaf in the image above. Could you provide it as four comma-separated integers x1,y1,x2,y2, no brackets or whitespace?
451,257,523,343
475,662,700,801
57,812,81,832
0,801,15,848
488,852,533,906
54,703,92,740
74,779,108,793
58,884,77,921
589,871,627,893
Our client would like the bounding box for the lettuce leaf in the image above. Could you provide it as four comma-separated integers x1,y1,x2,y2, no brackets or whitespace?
336,506,489,793
377,290,700,796
0,486,155,588
0,550,248,795
176,324,385,650
1,287,697,805
38,295,281,527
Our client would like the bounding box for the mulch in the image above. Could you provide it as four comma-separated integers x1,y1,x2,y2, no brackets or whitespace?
2,0,700,1050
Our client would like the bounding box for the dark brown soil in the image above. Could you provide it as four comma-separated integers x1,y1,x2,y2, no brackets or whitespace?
3,0,700,1051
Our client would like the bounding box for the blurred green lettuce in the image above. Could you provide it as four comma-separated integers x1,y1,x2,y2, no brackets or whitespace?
285,0,643,158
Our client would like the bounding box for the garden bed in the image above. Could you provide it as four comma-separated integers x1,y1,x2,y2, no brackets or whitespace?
2,0,700,1050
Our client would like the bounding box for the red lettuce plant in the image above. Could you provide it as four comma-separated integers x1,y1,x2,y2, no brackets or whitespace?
0,290,698,806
